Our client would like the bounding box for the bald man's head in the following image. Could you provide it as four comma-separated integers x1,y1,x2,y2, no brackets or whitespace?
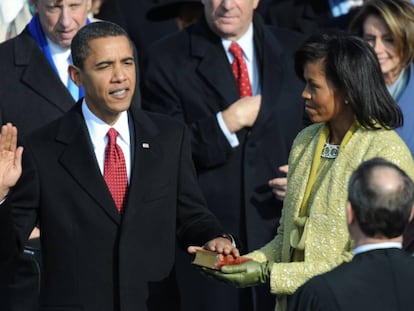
348,158,414,238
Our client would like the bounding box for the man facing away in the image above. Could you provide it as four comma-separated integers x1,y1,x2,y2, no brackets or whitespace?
0,21,238,311
288,157,414,311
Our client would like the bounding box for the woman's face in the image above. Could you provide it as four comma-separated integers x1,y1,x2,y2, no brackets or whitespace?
362,14,402,85
302,60,348,124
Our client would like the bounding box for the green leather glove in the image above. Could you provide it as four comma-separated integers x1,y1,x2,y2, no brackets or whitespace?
203,260,272,288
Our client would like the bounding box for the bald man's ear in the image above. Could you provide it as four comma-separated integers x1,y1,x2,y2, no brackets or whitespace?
346,201,355,226
408,205,414,222
68,65,82,87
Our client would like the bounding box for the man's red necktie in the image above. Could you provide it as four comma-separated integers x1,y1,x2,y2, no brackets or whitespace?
104,128,128,213
229,42,252,98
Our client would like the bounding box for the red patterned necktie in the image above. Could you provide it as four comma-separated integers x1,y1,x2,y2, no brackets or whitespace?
229,42,252,98
104,128,128,213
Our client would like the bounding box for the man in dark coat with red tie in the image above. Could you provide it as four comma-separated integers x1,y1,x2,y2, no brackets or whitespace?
140,0,306,310
0,21,238,311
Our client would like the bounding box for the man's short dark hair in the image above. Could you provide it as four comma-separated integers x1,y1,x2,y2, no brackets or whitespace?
348,157,414,238
71,21,133,69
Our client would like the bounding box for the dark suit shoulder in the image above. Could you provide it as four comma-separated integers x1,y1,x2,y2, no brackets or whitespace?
263,24,306,52
267,25,305,42
144,27,190,61
22,105,83,145
144,18,305,66
325,248,414,278
138,108,187,131
140,29,195,84
289,273,339,311
0,33,15,53
0,26,75,137
293,249,414,311
0,28,38,70
24,105,188,144
252,12,306,49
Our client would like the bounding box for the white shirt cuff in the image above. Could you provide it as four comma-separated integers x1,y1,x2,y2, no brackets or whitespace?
216,112,239,148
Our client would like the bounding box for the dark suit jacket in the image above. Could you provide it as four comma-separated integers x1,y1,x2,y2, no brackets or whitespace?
265,0,331,33
141,13,305,311
0,205,18,294
0,26,75,138
142,12,305,253
288,248,414,311
403,218,414,253
96,0,178,67
0,26,76,310
4,102,224,311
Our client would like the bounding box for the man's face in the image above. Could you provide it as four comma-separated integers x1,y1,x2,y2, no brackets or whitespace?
70,36,136,125
33,0,91,48
201,0,259,41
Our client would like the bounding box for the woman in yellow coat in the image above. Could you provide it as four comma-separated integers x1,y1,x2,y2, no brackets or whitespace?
205,32,414,311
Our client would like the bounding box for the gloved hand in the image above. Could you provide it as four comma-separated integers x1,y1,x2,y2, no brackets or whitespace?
203,260,272,288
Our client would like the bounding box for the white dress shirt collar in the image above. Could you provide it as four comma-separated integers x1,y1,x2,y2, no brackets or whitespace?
221,23,254,63
353,242,402,256
46,37,71,87
81,100,131,180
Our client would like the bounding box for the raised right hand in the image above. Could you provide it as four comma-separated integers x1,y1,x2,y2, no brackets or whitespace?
0,123,23,199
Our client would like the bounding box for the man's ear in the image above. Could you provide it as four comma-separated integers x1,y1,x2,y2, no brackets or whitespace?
88,0,93,11
31,0,39,13
345,201,354,226
408,205,414,222
68,64,82,87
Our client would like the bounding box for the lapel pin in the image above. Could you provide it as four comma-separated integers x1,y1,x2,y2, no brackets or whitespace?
142,143,150,149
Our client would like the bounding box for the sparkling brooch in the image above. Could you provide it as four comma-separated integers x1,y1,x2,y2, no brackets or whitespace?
321,142,340,159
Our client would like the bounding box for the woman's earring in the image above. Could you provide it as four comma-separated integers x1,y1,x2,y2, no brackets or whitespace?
344,99,349,105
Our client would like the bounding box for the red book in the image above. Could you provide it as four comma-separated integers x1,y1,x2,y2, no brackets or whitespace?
192,249,252,270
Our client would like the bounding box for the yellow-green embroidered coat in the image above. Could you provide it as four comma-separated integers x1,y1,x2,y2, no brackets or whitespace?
247,123,414,311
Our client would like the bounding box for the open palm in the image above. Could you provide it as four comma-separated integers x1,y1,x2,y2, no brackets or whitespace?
0,123,23,198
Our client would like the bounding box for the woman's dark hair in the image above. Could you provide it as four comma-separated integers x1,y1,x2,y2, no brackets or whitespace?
294,31,402,129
